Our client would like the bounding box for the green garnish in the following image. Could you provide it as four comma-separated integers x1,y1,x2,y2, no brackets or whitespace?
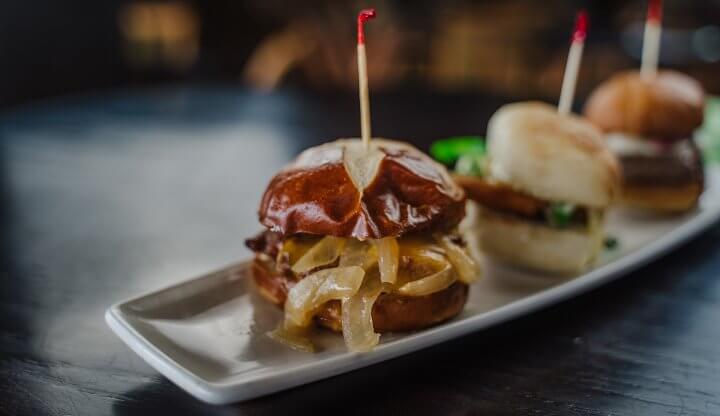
699,96,720,164
546,202,576,228
604,236,619,250
430,136,485,166
703,97,720,137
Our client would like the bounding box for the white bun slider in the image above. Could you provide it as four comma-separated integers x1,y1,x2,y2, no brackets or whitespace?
487,102,620,208
459,101,620,274
471,204,603,274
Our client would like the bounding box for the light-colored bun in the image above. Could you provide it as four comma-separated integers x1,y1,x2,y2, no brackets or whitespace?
584,70,704,139
621,182,703,213
487,101,620,207
470,205,603,274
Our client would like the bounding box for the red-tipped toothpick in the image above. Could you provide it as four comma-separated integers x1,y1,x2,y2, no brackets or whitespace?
558,10,588,115
641,0,663,79
357,8,376,149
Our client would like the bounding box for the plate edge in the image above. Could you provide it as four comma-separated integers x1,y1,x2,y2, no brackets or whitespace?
105,306,231,404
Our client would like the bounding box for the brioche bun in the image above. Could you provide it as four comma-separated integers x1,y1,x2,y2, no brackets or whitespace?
259,139,465,240
584,70,704,139
487,102,620,208
470,205,603,274
252,257,468,332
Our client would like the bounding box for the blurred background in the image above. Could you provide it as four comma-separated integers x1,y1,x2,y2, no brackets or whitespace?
1,0,720,110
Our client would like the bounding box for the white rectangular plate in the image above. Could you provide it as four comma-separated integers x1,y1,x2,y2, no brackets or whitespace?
106,167,720,405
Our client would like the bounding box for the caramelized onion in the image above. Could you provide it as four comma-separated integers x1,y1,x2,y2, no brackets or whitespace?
395,242,448,289
436,235,479,284
399,237,445,259
291,236,345,274
269,232,479,353
374,237,399,284
339,239,378,269
285,266,364,327
396,263,455,296
267,325,315,353
341,270,382,352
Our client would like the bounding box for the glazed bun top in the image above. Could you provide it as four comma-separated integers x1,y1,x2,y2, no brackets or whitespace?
258,139,465,240
584,70,705,140
487,102,620,208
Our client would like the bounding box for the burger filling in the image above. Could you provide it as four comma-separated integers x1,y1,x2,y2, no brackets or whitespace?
457,176,600,231
605,133,704,189
247,231,478,352
453,149,602,231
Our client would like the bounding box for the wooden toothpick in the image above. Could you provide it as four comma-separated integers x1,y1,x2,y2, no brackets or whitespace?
641,0,663,80
558,10,588,115
357,9,376,149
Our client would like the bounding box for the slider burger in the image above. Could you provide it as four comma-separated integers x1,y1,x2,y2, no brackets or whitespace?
584,70,705,213
455,102,620,274
246,139,479,352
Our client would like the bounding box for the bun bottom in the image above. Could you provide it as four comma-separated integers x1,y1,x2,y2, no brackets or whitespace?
251,257,468,333
469,205,603,274
620,183,702,213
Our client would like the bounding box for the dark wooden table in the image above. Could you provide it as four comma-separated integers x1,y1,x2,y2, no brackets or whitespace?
1,87,720,416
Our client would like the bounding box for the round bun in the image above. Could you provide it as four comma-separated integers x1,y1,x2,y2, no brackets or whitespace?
487,102,620,207
259,139,465,240
251,257,468,332
584,70,704,139
469,204,602,274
